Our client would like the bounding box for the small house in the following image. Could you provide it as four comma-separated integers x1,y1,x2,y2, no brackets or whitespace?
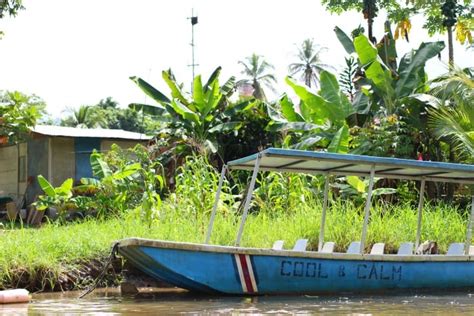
0,125,151,205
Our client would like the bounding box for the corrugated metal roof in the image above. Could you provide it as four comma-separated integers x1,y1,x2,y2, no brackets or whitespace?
228,148,474,184
32,125,152,140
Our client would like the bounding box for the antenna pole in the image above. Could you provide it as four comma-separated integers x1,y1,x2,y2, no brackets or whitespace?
187,9,198,91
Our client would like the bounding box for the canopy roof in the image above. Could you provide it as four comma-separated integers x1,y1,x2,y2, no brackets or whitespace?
227,148,474,184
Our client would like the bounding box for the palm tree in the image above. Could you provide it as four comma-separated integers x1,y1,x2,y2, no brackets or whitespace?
288,39,334,89
62,105,106,128
428,68,474,161
238,53,276,101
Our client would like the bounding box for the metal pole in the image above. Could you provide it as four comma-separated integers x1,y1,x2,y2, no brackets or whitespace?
204,165,227,244
191,9,195,82
318,175,330,252
415,178,426,250
464,196,474,254
235,154,261,246
188,9,198,91
360,165,376,254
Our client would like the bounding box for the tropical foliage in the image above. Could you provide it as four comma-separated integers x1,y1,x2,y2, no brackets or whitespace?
8,11,474,229
0,0,24,38
61,105,102,128
322,0,473,66
268,71,354,153
60,98,152,133
339,56,358,101
334,28,446,159
35,144,164,222
428,68,474,161
130,67,260,160
0,91,44,144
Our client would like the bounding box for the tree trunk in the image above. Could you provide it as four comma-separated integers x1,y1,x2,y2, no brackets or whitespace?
305,68,312,88
368,17,375,44
447,25,454,68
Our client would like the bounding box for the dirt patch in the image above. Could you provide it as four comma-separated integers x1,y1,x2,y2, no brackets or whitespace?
1,257,171,293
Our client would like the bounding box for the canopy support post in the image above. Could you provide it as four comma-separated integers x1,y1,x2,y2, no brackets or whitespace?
360,165,376,254
464,196,474,255
235,154,261,246
415,178,426,251
318,174,330,252
205,165,227,244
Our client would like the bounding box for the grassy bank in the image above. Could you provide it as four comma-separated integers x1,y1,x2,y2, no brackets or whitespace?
0,157,469,291
0,200,468,291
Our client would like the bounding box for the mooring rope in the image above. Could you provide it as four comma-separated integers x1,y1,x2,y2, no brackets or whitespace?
79,242,119,299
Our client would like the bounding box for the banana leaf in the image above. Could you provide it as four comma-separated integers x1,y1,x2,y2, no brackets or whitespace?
204,67,222,93
328,124,349,153
280,95,303,122
334,26,355,54
90,153,111,179
37,175,55,197
223,100,256,117
129,76,171,105
395,41,445,97
129,103,167,116
162,70,190,106
193,75,205,111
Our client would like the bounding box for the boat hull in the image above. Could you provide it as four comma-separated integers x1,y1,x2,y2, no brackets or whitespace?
117,238,474,295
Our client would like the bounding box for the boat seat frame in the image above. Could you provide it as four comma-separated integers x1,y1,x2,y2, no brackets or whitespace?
204,148,474,256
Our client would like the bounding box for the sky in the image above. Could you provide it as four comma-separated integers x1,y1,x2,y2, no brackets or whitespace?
0,0,472,118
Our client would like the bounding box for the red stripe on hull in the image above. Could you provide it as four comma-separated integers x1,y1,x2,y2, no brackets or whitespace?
238,254,255,293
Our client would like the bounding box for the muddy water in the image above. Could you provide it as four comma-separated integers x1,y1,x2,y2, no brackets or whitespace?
2,288,474,315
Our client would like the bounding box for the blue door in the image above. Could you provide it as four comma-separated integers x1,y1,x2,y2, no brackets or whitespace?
74,137,101,180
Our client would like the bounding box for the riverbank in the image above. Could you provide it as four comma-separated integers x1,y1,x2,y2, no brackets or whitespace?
0,201,468,292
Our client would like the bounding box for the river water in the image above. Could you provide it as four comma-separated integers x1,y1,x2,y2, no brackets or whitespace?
1,288,474,315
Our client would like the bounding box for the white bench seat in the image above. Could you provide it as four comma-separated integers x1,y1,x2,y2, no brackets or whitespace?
347,241,361,254
293,239,308,251
397,242,414,255
320,241,335,253
272,240,284,250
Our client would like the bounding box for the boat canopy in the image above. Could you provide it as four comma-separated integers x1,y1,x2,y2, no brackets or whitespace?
227,148,474,185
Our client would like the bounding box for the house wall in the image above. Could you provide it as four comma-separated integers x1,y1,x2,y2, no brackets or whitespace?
27,137,48,204
1,134,148,204
18,142,27,197
0,145,18,197
51,137,75,186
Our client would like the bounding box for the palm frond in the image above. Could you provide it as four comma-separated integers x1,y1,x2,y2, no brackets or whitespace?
430,67,474,103
288,63,305,75
428,104,474,160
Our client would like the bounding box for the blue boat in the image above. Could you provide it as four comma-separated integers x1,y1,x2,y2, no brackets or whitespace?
118,148,474,294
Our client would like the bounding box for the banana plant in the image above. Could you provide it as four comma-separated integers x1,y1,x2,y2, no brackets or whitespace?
333,176,396,204
129,67,254,156
335,27,445,118
34,175,76,220
78,151,164,219
268,70,353,153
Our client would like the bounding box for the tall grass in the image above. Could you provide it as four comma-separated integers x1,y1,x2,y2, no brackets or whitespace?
0,156,470,290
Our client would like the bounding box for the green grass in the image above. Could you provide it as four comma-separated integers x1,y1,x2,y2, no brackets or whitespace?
0,199,468,291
